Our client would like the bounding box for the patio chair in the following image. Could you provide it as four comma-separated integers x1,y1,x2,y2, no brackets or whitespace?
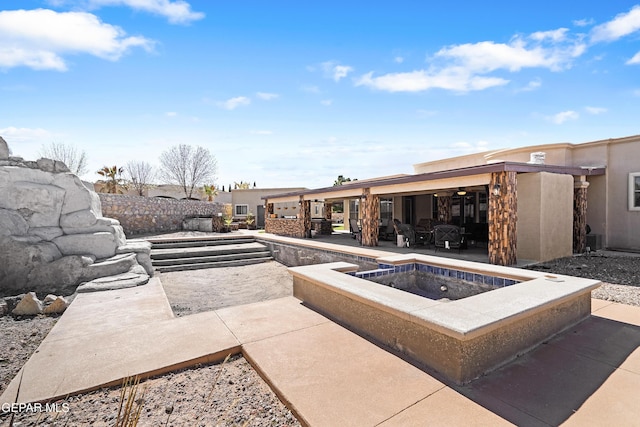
349,218,362,242
433,224,464,253
379,218,395,241
415,218,441,246
393,219,428,247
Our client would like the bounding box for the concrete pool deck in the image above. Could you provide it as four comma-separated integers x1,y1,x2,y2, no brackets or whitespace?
2,232,639,425
2,284,639,425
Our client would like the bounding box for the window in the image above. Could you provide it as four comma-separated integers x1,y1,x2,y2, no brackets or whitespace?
630,173,640,211
380,198,393,221
234,204,248,216
349,199,359,220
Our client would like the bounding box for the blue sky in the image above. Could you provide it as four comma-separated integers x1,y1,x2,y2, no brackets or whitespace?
1,1,640,189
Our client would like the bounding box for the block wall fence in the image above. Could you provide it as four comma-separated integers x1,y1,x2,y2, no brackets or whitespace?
98,194,225,236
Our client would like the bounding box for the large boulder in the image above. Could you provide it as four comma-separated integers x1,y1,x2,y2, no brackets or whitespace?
0,182,65,228
53,232,119,260
0,236,61,296
0,136,8,160
28,226,64,241
27,255,92,296
0,208,29,236
54,173,102,216
62,217,121,235
117,240,154,276
60,209,99,229
0,138,146,296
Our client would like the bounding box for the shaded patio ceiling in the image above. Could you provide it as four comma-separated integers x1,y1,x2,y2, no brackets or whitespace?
263,161,607,203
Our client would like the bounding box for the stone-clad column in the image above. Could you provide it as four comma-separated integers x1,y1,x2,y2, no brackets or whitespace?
361,188,380,246
573,178,589,253
300,196,311,238
488,171,517,266
324,201,332,222
266,203,273,221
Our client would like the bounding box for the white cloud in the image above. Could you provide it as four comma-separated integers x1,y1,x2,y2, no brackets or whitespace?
529,28,569,42
435,34,584,73
627,51,640,64
394,56,404,63
591,5,640,42
0,9,153,71
0,126,53,141
573,18,594,27
356,28,585,94
355,69,509,93
517,78,542,92
165,111,177,117
86,0,204,24
585,106,607,114
256,92,279,100
321,61,354,81
320,99,333,106
218,96,251,110
549,110,579,124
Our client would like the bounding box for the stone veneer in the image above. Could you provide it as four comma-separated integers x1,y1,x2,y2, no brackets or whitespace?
265,218,306,238
98,194,224,235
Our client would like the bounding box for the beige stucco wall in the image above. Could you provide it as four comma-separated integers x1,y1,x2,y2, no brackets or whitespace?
234,188,305,218
606,139,640,250
517,172,573,262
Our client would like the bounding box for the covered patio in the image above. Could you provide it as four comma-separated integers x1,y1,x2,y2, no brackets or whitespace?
264,162,605,266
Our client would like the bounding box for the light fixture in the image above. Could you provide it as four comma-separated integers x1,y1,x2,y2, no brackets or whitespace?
433,193,438,197
492,183,501,196
456,187,467,196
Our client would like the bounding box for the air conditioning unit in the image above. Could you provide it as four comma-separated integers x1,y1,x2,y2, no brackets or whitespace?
529,152,546,164
586,234,603,250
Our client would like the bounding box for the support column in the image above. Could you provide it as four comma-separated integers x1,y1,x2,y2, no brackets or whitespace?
324,201,332,222
437,193,452,224
573,178,589,253
361,188,380,246
488,171,517,266
300,196,311,238
266,202,274,221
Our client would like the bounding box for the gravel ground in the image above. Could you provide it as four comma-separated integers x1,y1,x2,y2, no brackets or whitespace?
0,314,300,426
524,251,640,307
2,353,299,426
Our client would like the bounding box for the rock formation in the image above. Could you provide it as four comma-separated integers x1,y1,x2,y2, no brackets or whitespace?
0,136,152,298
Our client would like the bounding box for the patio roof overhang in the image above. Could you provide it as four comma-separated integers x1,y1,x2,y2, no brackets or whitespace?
263,162,606,203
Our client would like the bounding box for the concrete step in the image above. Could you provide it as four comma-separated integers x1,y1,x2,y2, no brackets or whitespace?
155,257,273,272
152,251,272,267
147,236,255,250
150,242,268,260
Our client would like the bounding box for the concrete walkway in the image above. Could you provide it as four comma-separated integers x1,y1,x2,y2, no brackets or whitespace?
2,281,639,426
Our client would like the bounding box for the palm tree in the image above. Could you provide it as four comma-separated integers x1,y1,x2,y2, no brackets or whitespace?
202,184,218,201
97,165,125,194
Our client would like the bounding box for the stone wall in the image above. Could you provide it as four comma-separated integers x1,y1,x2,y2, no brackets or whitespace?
98,194,225,235
265,218,306,238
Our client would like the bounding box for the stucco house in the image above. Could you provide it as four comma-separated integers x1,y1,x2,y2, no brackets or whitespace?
263,134,640,265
